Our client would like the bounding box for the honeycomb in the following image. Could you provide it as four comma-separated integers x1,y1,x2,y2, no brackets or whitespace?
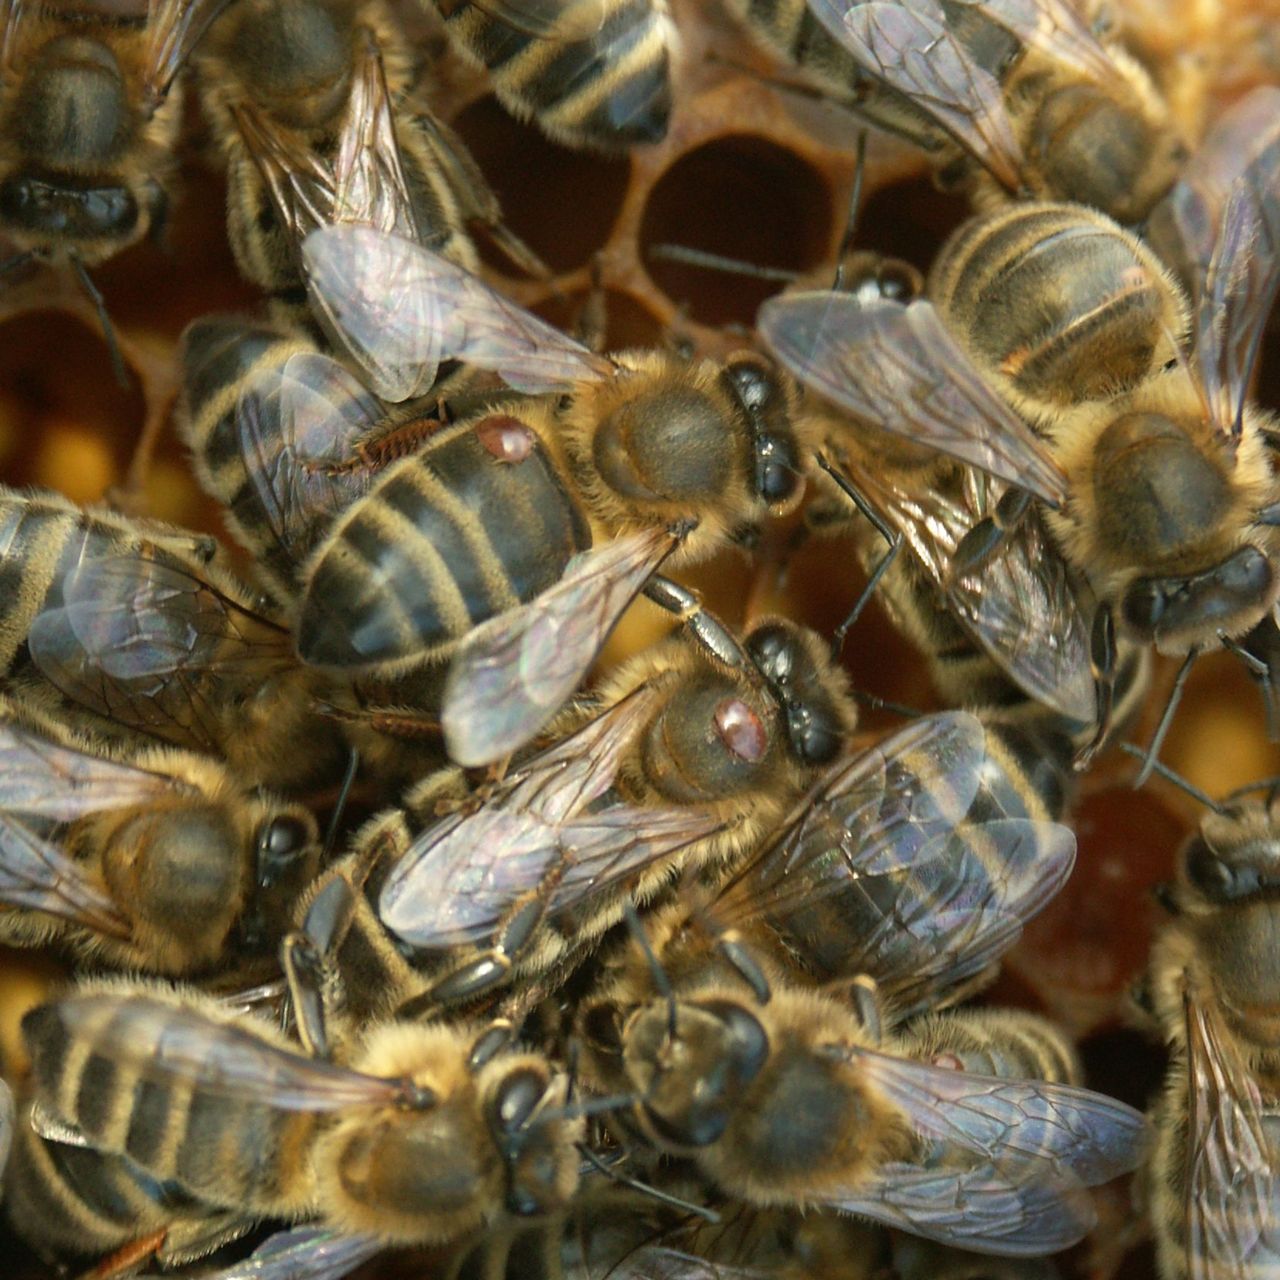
0,1,1277,1276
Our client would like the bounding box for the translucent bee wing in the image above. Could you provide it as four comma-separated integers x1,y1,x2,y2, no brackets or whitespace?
193,1226,383,1280
469,0,606,39
302,225,611,402
832,1156,1096,1255
759,293,1067,504
28,554,295,756
23,993,410,1112
237,351,387,575
831,1051,1147,1253
839,453,1093,720
442,526,682,767
711,711,1075,1014
852,816,1074,1019
379,803,719,950
380,684,662,934
329,31,421,240
1150,87,1280,438
545,806,725,914
808,0,1022,190
859,1049,1148,1184
497,684,665,823
604,1248,773,1280
142,0,235,107
1184,988,1280,1279
0,814,132,938
0,717,181,818
947,499,1095,723
959,0,1133,96
712,711,988,927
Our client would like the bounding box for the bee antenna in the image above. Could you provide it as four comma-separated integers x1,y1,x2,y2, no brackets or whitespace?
322,747,360,859
577,1142,721,1224
1221,774,1280,805
1131,647,1199,788
832,131,868,291
1118,742,1223,812
546,1092,638,1123
848,688,925,719
647,244,800,283
621,900,678,1042
68,251,129,390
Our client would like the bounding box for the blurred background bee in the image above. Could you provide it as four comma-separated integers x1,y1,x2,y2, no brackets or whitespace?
761,84,1280,768
0,0,232,381
1143,781,1280,1278
724,0,1190,224
11,978,585,1270
428,0,677,153
0,692,319,976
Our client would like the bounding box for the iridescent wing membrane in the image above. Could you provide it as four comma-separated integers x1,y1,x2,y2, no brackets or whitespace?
832,1047,1146,1254
1183,983,1280,1279
0,713,190,938
379,685,723,951
29,554,298,756
710,711,1075,1020
760,288,1093,720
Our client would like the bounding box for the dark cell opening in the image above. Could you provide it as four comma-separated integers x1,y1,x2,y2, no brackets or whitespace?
451,95,630,274
639,134,830,327
530,287,664,353
852,173,971,277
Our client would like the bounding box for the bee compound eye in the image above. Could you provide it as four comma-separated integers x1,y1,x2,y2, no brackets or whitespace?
257,816,311,887
714,697,768,763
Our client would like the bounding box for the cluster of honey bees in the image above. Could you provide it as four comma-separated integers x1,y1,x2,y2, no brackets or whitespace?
0,0,1276,1278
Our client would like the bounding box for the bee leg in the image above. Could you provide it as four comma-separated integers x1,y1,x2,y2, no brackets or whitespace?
1220,629,1279,739
1130,647,1198,787
1074,604,1118,772
281,930,332,1059
717,933,773,1006
643,577,751,671
73,1229,167,1280
950,486,1033,580
814,453,903,653
847,974,884,1045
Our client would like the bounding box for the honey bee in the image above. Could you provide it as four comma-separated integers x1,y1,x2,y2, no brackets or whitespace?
1144,786,1280,1278
194,0,543,402
0,0,227,303
22,543,350,792
0,693,319,976
761,88,1280,763
429,0,675,153
579,949,1144,1256
12,979,584,1267
0,488,345,789
303,613,856,1021
728,0,1187,225
293,224,815,766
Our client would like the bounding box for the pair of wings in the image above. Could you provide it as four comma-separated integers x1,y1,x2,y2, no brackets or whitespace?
0,710,199,940
804,0,1148,195
824,1040,1145,1255
377,683,724,951
27,552,299,761
1182,983,1280,1279
759,83,1280,716
707,710,1075,1021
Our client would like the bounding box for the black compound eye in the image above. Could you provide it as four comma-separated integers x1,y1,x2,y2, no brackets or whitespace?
1185,837,1268,902
746,623,793,683
492,1067,548,1137
754,436,802,505
788,707,841,765
877,259,922,302
256,816,310,887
